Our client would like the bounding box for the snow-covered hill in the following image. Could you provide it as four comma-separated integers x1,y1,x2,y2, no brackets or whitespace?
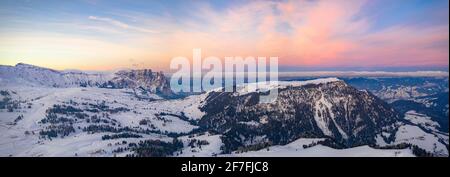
223,138,414,157
0,86,202,156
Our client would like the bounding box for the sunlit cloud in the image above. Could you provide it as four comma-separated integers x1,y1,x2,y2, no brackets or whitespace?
162,0,448,68
0,0,448,71
88,16,159,34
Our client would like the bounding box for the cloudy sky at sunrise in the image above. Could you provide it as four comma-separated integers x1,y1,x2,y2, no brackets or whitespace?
0,0,448,71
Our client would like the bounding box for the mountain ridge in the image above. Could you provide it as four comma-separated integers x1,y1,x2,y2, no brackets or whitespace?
0,63,174,97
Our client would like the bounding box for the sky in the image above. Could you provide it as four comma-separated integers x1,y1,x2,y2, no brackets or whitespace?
0,0,448,71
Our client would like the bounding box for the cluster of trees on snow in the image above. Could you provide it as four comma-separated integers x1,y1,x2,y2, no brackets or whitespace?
13,114,24,124
83,101,130,114
302,141,321,149
101,133,142,140
39,124,75,139
317,139,346,149
38,105,80,139
138,119,159,130
127,138,183,157
38,101,131,140
187,138,210,150
83,124,171,136
0,90,23,112
139,119,149,125
40,112,75,124
371,143,435,157
234,142,273,154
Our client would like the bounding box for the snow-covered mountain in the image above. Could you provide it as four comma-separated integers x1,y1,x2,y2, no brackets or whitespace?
197,79,447,156
0,63,111,87
0,64,448,157
0,63,173,97
200,79,398,152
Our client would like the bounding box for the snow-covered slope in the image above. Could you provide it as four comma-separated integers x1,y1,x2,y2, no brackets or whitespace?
0,86,200,157
374,110,449,156
224,138,414,157
404,111,441,132
393,124,447,156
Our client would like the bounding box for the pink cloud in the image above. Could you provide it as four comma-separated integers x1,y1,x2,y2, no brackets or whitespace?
2,0,446,71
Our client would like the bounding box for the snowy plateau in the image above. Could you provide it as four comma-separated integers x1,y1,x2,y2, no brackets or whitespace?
0,63,448,157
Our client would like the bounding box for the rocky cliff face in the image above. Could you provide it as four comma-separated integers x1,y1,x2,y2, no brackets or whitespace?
103,69,174,97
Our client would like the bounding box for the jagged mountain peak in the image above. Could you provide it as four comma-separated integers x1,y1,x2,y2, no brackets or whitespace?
106,68,174,97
